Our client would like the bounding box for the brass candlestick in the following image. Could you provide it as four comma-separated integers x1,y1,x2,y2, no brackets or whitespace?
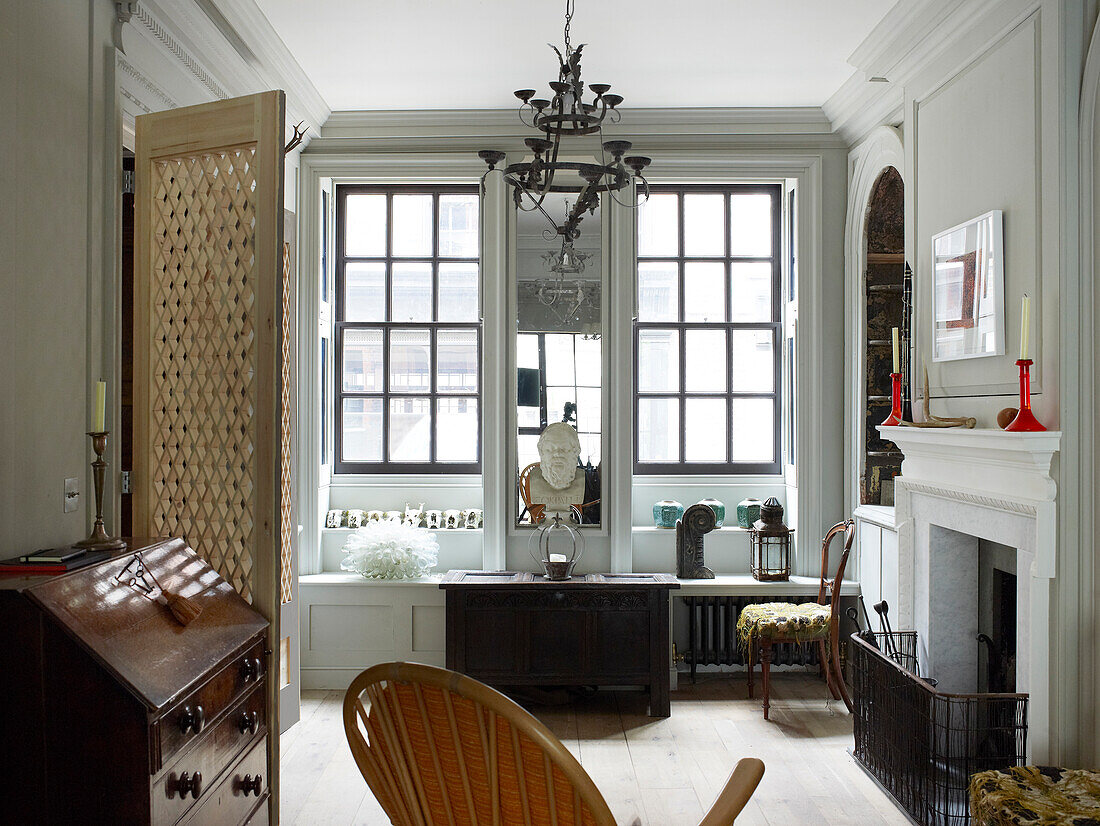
76,431,127,550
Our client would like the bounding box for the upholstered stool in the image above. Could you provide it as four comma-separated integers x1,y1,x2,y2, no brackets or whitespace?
970,765,1100,825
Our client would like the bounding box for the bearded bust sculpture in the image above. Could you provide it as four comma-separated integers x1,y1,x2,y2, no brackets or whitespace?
528,422,587,516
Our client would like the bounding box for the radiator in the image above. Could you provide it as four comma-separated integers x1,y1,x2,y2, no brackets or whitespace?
684,595,820,681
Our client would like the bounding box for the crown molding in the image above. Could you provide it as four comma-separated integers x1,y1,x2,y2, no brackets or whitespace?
310,106,846,154
125,1,329,145
823,0,1031,146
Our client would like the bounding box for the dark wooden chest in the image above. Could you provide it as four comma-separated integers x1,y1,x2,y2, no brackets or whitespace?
0,538,271,825
440,571,679,716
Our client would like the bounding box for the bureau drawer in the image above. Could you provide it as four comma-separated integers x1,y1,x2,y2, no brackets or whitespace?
183,738,268,826
154,686,266,825
157,638,265,768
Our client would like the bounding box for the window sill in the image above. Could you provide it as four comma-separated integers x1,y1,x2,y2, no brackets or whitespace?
632,525,749,533
301,572,444,586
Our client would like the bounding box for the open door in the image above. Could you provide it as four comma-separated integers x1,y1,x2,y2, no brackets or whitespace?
280,211,301,732
133,91,285,823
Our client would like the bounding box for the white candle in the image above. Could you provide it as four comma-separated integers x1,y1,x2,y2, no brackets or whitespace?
548,553,567,563
891,328,900,374
93,380,106,432
1020,294,1030,360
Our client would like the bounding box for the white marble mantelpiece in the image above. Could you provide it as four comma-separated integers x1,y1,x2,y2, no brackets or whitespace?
879,425,1061,763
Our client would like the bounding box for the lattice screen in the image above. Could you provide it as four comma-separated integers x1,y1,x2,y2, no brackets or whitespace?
147,147,258,601
280,241,294,605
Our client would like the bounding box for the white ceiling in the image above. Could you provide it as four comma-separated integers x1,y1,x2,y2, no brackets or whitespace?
252,0,896,112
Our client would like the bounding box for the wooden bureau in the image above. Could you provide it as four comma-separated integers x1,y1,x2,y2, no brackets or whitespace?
441,571,679,716
0,538,271,825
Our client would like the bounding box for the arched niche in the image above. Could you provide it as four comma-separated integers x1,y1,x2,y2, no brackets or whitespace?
843,125,905,512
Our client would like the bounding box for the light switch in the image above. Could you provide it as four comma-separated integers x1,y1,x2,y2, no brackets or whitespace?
63,478,80,513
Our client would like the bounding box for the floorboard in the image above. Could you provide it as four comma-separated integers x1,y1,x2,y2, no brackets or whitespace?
282,672,911,825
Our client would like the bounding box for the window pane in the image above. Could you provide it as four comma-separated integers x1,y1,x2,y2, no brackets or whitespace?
576,386,601,433
731,262,773,321
684,193,725,256
392,194,433,256
389,397,431,461
391,263,432,322
730,193,772,257
390,329,431,393
518,435,540,472
544,334,576,386
575,335,601,386
638,193,678,256
518,406,541,428
579,433,601,467
638,262,678,321
638,398,679,462
546,387,576,426
685,329,727,392
439,194,479,257
437,328,478,393
345,263,386,321
637,329,679,392
438,263,479,321
685,398,727,462
437,397,478,462
517,333,539,369
342,397,382,461
731,329,774,392
683,262,725,322
345,194,386,256
731,398,774,462
342,328,383,392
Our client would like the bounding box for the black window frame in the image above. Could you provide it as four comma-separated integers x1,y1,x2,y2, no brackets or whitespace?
335,184,482,475
634,183,783,475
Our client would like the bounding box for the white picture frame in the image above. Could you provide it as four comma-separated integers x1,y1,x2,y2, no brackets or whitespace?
930,209,1005,362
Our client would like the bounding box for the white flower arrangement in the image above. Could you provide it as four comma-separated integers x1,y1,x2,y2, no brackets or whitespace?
340,520,439,580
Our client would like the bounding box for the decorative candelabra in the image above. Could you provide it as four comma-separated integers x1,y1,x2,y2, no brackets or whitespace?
76,431,127,550
880,373,903,426
1003,359,1047,432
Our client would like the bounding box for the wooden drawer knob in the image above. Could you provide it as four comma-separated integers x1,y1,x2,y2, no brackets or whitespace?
238,710,259,736
241,657,261,682
176,771,202,799
239,773,263,796
178,704,205,735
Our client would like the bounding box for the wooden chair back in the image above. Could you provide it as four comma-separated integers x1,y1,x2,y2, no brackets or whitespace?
816,519,856,615
344,661,616,826
518,462,547,524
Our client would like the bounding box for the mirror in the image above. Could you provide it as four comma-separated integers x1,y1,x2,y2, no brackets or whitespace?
515,192,603,527
931,209,1004,361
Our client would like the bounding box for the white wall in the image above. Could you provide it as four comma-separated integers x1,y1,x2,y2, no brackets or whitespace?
0,0,115,556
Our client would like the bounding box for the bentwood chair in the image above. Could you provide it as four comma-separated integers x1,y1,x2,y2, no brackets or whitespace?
344,661,766,825
736,519,856,720
518,462,600,526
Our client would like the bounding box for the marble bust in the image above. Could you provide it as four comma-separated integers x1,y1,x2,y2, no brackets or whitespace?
528,422,586,515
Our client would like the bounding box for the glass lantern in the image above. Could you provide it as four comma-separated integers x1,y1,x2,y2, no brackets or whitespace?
749,497,793,581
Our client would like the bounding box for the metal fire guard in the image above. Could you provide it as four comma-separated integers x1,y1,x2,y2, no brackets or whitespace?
850,631,1028,826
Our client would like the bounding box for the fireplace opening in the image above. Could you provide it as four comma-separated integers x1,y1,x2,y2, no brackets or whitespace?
977,541,1017,694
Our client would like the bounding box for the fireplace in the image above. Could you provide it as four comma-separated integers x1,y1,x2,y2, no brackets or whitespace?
880,425,1060,762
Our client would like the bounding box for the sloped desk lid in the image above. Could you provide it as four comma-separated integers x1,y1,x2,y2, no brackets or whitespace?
23,537,268,713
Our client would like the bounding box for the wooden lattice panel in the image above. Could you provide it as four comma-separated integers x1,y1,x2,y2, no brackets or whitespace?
147,147,258,601
280,241,294,605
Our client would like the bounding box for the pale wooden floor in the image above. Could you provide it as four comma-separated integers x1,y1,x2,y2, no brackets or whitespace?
281,672,910,825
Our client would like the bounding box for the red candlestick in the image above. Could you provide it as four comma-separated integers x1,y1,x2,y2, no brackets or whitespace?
1004,359,1046,432
881,372,903,426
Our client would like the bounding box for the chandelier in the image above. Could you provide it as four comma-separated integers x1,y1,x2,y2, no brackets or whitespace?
478,0,652,245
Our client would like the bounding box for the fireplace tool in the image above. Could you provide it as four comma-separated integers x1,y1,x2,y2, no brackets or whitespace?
848,599,879,648
873,600,902,663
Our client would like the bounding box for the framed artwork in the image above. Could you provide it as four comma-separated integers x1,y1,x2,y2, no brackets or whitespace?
930,209,1004,361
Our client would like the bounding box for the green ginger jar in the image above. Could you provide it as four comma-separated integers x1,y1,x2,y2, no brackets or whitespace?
696,498,726,528
736,497,762,529
652,500,684,528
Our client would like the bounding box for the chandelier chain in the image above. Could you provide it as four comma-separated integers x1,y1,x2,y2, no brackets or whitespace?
563,0,575,59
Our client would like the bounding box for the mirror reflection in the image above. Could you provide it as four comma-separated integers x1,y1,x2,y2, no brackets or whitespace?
515,192,602,527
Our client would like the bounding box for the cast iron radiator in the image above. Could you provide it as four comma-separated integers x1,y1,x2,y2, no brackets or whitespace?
684,595,820,681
